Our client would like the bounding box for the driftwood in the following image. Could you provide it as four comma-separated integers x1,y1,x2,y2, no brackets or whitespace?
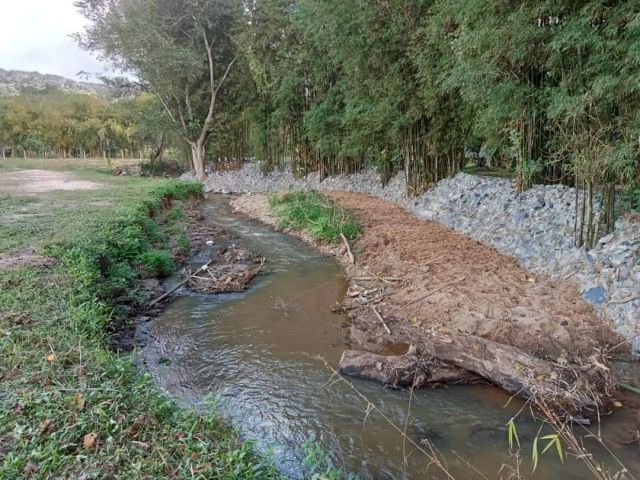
339,332,611,416
148,260,213,307
339,348,478,388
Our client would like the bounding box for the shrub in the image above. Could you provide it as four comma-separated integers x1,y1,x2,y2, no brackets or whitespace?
137,249,175,278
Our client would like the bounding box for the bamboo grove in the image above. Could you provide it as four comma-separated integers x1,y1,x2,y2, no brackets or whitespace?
227,0,639,248
3,0,639,248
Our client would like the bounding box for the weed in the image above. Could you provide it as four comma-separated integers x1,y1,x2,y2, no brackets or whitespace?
137,249,175,278
167,206,184,221
269,190,360,243
301,437,354,480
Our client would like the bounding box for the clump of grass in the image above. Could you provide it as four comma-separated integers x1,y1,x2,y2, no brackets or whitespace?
268,190,360,243
138,249,175,277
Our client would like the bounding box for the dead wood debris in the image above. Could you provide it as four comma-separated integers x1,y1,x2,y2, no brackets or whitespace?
186,245,265,294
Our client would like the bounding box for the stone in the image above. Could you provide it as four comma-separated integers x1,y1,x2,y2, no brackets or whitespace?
583,286,607,305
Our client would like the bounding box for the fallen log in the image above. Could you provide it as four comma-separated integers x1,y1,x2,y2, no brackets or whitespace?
339,348,479,388
339,333,612,416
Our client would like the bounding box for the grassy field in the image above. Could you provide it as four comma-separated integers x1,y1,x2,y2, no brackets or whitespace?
0,159,280,478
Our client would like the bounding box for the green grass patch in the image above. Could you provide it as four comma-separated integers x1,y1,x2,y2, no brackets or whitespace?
0,165,281,478
268,190,360,243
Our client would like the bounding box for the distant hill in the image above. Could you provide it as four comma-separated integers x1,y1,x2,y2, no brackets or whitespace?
0,68,108,97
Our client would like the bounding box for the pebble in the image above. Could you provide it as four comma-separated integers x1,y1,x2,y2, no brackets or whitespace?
197,163,640,353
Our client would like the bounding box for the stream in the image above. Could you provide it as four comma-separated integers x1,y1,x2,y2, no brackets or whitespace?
139,195,639,479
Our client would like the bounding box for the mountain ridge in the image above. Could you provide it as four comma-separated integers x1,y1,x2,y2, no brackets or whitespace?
0,68,107,96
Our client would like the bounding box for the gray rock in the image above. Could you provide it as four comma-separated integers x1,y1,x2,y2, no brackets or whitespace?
583,286,608,304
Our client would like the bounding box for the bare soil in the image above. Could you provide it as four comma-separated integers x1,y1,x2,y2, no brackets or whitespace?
232,191,620,361
0,249,54,271
0,169,101,194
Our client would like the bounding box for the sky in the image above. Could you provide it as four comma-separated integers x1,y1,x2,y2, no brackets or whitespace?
0,0,107,80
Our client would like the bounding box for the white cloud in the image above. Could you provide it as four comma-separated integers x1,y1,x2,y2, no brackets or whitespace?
0,0,106,79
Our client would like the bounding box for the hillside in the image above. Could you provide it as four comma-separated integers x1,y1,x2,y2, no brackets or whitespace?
0,68,107,96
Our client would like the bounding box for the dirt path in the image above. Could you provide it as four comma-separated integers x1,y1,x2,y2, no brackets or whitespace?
0,169,101,194
232,191,620,362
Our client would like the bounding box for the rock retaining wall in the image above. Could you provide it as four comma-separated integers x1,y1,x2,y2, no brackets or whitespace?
198,163,640,352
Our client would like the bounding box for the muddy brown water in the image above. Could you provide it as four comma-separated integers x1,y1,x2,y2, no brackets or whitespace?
140,196,639,479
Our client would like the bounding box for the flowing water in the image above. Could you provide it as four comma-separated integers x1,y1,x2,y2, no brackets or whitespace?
140,196,639,479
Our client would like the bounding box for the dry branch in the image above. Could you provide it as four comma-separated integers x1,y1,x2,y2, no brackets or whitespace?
340,233,355,264
371,306,392,334
148,260,213,307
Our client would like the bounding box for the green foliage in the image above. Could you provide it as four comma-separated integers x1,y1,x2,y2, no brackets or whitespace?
506,418,520,450
0,89,149,159
633,188,640,211
301,437,354,480
177,232,190,251
137,249,175,278
166,206,184,221
532,433,564,472
269,190,360,243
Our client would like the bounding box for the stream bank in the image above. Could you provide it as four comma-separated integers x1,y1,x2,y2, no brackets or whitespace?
199,164,640,353
143,194,639,479
231,192,621,417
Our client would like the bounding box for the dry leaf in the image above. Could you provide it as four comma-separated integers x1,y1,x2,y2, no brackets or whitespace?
83,432,98,450
613,401,623,408
38,417,54,435
23,460,38,474
72,393,85,411
46,353,56,362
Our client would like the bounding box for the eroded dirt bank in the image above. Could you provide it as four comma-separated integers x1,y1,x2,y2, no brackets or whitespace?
232,191,623,415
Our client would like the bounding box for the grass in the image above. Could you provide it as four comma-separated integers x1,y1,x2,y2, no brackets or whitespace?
0,161,281,478
268,190,360,243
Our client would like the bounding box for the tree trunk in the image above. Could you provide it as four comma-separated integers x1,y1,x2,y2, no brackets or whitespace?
191,142,207,181
149,133,165,166
340,332,611,417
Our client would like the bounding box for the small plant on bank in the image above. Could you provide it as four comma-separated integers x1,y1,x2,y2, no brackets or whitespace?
137,249,175,277
268,190,360,243
166,205,184,221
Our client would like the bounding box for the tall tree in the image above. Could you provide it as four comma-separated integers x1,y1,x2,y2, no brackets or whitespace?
75,0,240,180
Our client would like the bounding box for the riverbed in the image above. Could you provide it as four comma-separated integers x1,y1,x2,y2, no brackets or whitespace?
140,196,638,479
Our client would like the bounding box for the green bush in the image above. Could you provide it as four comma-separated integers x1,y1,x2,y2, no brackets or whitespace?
167,206,184,221
137,249,175,278
269,190,360,243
